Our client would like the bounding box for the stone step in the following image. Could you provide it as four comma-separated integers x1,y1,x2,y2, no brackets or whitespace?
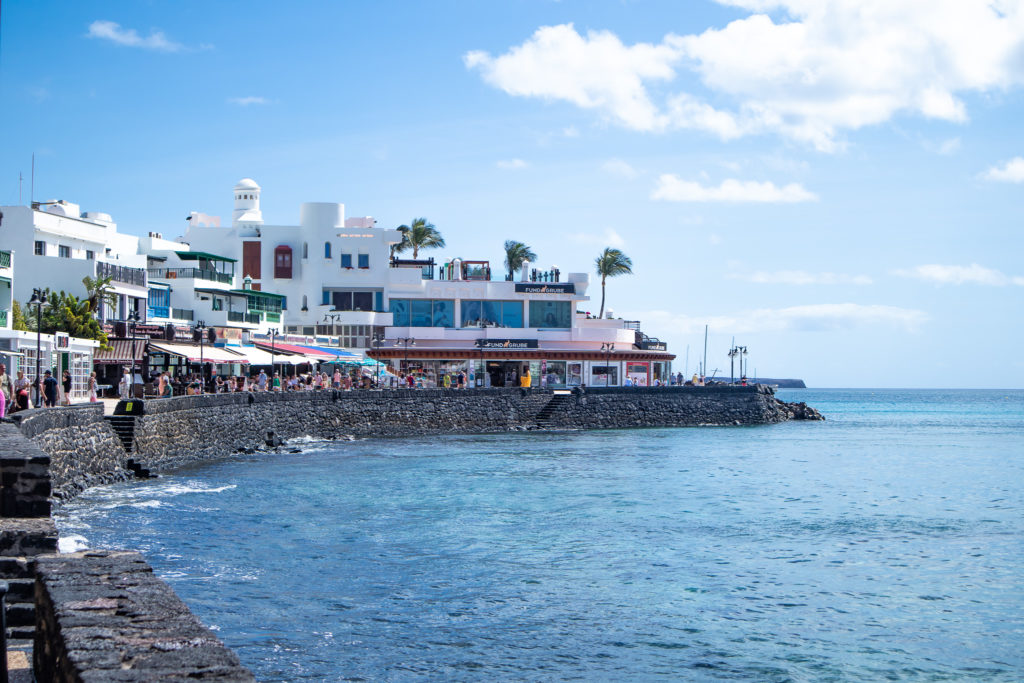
5,602,35,627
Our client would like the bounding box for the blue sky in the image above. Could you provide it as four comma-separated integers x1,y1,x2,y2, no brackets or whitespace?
2,1,1023,388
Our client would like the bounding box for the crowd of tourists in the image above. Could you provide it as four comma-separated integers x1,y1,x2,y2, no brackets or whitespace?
131,367,382,399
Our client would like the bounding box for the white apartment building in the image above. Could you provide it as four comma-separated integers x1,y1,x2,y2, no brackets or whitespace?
0,201,148,321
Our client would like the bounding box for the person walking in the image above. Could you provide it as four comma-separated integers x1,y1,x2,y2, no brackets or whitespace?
62,369,73,405
88,371,99,402
257,369,268,392
43,370,59,408
332,369,342,389
0,363,13,418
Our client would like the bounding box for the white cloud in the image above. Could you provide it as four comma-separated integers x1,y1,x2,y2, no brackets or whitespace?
982,157,1024,183
496,158,529,169
568,227,626,248
635,303,928,335
708,233,722,245
562,125,580,137
228,96,270,106
894,263,1024,286
652,174,817,202
466,4,1024,151
735,270,873,285
465,24,680,132
87,20,187,52
600,158,638,178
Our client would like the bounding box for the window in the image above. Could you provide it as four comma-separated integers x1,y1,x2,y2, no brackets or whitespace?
59,245,71,258
274,245,293,279
529,301,571,328
281,296,287,310
302,295,308,310
330,291,376,311
324,242,332,258
340,253,353,268
34,241,45,255
322,290,331,306
303,242,308,259
212,298,223,311
86,250,95,260
389,299,454,327
460,300,523,328
358,254,370,269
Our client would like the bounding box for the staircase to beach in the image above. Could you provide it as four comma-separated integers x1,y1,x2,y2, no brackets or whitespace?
534,392,573,429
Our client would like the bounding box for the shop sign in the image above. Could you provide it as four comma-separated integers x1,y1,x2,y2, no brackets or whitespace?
214,327,242,343
514,283,576,294
640,341,667,351
475,339,538,349
134,324,167,339
55,332,70,350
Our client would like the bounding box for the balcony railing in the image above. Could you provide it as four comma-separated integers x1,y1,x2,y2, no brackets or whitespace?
0,251,11,269
227,311,245,322
0,309,8,327
265,312,281,323
147,268,233,284
245,312,262,324
96,260,147,287
147,305,170,319
171,308,194,321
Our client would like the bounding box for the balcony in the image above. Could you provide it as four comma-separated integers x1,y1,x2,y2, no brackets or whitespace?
96,260,147,287
245,312,262,324
147,305,170,319
0,251,11,269
390,257,435,280
171,308,194,321
265,312,281,323
228,311,245,323
147,267,233,285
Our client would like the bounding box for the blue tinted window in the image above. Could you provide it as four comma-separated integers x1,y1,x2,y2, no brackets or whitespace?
461,300,482,327
340,253,352,268
374,292,383,312
529,301,571,328
390,299,410,326
324,242,332,258
322,290,331,306
433,300,454,327
501,301,524,328
358,254,369,268
481,301,501,327
411,299,432,327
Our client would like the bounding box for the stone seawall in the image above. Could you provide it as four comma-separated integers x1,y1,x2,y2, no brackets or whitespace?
8,404,130,502
130,385,796,474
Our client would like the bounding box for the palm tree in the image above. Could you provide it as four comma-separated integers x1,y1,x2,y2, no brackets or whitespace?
390,224,411,260
503,240,537,280
394,218,444,259
594,247,633,318
82,275,118,317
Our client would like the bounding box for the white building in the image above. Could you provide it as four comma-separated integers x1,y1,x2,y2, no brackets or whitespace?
184,179,395,348
182,179,675,387
0,201,148,321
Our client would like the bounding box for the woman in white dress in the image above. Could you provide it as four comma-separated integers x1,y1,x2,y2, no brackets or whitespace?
88,372,99,402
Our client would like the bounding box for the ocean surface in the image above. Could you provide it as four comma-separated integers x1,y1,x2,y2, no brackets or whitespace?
56,389,1024,681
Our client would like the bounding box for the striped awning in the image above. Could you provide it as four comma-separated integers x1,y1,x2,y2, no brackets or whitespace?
149,342,249,364
93,339,147,364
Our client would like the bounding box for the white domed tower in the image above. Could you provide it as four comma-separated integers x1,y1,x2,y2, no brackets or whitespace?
232,178,264,226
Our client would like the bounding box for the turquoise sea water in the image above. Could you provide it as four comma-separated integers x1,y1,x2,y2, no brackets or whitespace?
56,389,1024,681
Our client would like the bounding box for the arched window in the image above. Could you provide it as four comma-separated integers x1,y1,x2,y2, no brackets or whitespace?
302,295,308,310
324,242,332,258
303,242,308,259
274,245,293,279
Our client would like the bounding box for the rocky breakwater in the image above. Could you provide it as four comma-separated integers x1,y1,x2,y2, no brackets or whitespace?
543,384,822,429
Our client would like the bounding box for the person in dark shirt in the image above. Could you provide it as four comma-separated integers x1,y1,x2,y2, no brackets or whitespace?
42,370,59,408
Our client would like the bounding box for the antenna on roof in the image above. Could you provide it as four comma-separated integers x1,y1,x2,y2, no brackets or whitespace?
31,153,35,205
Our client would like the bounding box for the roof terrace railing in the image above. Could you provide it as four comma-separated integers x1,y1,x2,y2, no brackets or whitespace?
148,268,233,284
97,260,147,287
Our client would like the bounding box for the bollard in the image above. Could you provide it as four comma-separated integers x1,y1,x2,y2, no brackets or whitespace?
0,579,8,683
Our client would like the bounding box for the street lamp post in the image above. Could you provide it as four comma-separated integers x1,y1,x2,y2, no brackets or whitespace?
195,320,207,394
371,331,385,388
728,345,738,384
601,342,615,387
396,337,415,380
27,289,49,407
269,328,278,380
127,310,140,398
